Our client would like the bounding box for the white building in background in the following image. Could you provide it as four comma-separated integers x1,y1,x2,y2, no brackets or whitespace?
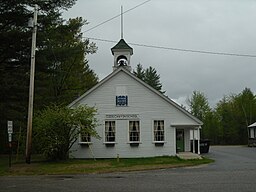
248,122,256,147
69,38,202,158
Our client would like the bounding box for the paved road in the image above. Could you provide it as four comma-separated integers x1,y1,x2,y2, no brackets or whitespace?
1,146,256,192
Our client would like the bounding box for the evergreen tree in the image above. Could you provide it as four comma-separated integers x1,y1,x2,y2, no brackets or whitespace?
35,17,98,108
133,63,145,80
133,64,165,94
0,0,97,154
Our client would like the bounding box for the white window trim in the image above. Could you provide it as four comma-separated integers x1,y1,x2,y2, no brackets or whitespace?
152,120,165,143
152,141,167,144
78,136,92,144
103,142,117,144
104,120,116,144
79,141,93,145
78,128,92,145
127,120,141,143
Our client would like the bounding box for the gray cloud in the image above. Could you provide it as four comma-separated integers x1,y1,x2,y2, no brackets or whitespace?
63,0,256,108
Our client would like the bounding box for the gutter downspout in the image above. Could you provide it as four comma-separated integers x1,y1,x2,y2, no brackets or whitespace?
192,129,195,153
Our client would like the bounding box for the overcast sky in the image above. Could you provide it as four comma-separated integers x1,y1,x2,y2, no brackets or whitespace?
63,0,256,108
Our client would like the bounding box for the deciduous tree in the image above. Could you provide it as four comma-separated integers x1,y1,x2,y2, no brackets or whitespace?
33,105,98,160
187,91,211,121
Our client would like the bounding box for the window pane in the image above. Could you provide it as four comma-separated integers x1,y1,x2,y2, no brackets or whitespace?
81,132,91,142
105,121,115,142
154,120,164,141
129,121,140,142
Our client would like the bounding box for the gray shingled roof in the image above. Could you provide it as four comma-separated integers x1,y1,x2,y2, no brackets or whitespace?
111,39,133,55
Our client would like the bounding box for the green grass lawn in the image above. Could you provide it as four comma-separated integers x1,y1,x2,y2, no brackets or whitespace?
0,155,214,176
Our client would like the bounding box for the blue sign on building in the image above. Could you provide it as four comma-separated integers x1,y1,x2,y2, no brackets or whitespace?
116,96,128,106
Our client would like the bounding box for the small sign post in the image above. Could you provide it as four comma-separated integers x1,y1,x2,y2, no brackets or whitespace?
7,121,13,167
8,121,13,134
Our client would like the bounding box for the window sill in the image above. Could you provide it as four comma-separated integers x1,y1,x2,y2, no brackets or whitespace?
152,141,166,144
79,142,92,145
103,142,116,144
127,142,141,144
104,142,116,147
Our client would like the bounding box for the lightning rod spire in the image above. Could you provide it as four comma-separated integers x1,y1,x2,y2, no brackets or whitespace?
121,6,124,39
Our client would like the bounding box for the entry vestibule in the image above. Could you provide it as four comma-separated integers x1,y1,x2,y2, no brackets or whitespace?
174,126,201,155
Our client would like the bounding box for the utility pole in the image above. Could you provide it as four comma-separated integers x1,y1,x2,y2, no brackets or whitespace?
26,4,38,164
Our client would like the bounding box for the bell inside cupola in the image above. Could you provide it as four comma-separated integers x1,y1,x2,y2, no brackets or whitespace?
117,55,128,66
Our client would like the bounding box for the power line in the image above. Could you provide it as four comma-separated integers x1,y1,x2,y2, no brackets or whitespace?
83,0,151,33
81,0,256,58
86,37,256,58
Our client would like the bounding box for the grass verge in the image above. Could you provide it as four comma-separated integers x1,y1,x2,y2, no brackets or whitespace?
0,155,214,176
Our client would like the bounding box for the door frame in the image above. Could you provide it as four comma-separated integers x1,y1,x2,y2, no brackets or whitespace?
176,129,185,153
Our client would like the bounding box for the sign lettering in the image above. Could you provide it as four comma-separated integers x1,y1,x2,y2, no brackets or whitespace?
106,114,139,119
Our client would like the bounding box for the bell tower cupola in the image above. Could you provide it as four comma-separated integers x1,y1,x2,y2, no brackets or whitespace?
111,6,133,71
111,38,133,71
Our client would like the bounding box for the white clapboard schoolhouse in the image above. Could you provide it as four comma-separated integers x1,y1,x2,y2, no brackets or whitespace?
69,38,202,158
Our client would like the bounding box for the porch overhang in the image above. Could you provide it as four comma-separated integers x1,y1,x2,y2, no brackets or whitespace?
248,122,256,128
170,124,202,129
172,124,201,155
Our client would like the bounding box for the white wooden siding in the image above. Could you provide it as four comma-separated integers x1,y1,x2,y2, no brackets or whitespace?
70,70,198,158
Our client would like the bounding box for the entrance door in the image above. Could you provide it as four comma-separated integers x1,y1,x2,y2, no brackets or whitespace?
176,129,184,152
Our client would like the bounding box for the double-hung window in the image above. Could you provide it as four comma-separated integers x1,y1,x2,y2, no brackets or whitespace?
153,120,164,142
105,121,116,142
129,121,140,142
79,127,91,144
80,132,91,143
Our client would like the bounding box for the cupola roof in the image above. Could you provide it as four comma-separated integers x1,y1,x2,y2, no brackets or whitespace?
111,38,133,55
